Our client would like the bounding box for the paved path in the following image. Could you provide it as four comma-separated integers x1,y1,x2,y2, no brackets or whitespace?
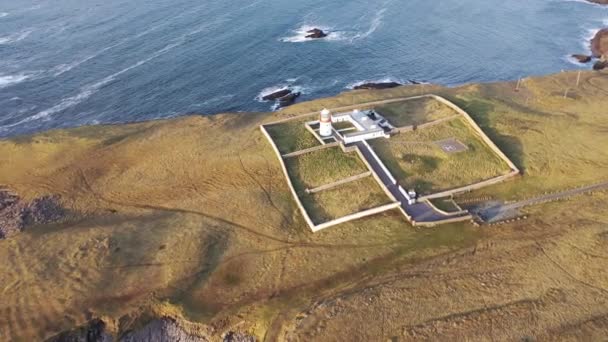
477,181,608,222
354,141,469,223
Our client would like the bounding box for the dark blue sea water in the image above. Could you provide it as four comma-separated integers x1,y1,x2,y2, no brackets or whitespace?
0,0,606,137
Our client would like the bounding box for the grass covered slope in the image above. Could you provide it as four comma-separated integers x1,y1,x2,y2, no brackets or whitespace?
0,71,607,341
375,96,458,127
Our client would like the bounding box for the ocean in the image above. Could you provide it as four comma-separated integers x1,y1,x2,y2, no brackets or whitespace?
0,0,606,137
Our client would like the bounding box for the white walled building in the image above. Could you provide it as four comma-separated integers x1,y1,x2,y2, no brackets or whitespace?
319,109,333,137
331,109,392,144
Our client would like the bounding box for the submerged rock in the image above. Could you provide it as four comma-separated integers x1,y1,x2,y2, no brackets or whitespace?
0,189,65,239
571,54,592,63
353,82,402,90
591,28,608,58
305,28,328,39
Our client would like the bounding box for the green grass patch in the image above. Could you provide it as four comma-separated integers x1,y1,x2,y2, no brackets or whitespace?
370,117,510,195
265,120,320,154
375,97,457,127
299,177,393,224
286,147,368,189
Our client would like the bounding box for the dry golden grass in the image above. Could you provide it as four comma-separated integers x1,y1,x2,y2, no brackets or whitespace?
370,117,510,195
375,96,457,127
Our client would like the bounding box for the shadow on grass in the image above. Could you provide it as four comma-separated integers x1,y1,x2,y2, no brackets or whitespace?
447,96,525,174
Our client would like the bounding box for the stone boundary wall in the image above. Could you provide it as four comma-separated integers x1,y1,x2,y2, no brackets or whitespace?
262,94,520,231
414,213,473,227
282,142,339,158
260,125,317,229
413,95,520,201
418,171,519,201
416,114,460,130
304,122,327,145
265,95,436,126
313,202,401,232
431,95,520,173
306,172,372,194
262,124,400,232
424,199,470,217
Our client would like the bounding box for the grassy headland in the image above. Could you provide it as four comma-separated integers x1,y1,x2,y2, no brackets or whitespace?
1,71,608,341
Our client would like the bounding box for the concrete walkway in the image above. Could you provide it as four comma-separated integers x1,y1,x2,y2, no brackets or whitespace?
354,141,469,223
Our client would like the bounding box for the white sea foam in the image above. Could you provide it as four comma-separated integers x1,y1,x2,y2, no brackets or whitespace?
563,54,591,66
0,74,30,88
351,8,386,41
346,76,405,90
0,40,184,130
581,28,600,53
558,0,605,6
0,30,32,45
280,4,388,44
0,12,8,18
279,25,334,43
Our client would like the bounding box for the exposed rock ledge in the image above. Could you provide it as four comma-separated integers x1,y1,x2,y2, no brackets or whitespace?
305,28,328,39
48,317,256,342
260,88,301,108
591,28,608,58
0,189,65,239
353,82,402,90
586,0,608,4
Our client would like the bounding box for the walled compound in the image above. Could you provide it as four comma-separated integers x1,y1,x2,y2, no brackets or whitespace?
260,95,520,232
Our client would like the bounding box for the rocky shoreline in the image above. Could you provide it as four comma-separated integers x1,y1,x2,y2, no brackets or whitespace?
570,28,608,70
571,0,608,69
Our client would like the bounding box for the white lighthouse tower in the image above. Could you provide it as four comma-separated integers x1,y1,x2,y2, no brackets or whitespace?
319,109,332,137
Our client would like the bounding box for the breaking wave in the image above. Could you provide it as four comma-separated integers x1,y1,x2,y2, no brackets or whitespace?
0,30,33,45
0,74,31,88
279,25,339,43
0,12,8,18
